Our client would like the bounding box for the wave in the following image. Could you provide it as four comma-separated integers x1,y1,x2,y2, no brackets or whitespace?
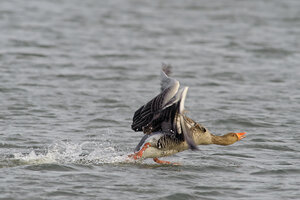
3,141,136,168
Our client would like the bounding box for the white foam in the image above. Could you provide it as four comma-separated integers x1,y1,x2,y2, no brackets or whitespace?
12,141,134,165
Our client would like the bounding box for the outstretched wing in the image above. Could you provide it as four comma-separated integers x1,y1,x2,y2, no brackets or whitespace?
131,69,198,150
131,70,180,133
160,63,173,92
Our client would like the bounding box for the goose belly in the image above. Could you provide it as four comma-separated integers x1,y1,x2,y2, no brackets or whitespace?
136,132,189,158
141,146,184,159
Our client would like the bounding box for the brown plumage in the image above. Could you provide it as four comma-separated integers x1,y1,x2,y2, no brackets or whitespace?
128,66,246,164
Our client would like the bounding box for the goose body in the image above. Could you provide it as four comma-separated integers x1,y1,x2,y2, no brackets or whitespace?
129,65,246,164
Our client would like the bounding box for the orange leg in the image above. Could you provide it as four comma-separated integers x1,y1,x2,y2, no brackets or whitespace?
128,143,151,160
153,158,180,165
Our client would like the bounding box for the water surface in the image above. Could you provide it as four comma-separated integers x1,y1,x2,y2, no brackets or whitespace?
0,0,299,199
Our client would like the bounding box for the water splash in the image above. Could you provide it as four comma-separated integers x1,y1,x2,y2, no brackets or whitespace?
12,141,134,166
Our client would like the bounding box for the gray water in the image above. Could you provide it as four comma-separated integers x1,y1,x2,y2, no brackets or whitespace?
0,0,300,199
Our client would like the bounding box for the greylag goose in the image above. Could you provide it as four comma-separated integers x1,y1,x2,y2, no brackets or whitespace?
129,65,246,164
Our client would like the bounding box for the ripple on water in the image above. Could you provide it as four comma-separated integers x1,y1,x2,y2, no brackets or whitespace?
248,47,295,58
213,118,274,128
251,168,300,176
244,143,296,152
25,163,77,172
158,193,199,200
46,191,81,198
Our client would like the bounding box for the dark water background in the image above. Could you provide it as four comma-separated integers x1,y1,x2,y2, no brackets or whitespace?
0,0,299,199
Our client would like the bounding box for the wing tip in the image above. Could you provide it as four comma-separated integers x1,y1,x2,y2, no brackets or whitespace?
162,63,172,76
185,136,199,151
189,143,199,151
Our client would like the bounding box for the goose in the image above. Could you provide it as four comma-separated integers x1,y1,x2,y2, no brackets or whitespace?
128,65,246,164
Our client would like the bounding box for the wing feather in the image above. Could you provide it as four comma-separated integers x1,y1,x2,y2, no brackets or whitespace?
131,79,179,132
132,68,198,151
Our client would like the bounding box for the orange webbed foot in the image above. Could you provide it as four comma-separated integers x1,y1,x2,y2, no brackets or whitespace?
153,158,181,165
128,143,151,160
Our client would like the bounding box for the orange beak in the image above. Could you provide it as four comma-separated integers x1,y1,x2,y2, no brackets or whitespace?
235,132,246,140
